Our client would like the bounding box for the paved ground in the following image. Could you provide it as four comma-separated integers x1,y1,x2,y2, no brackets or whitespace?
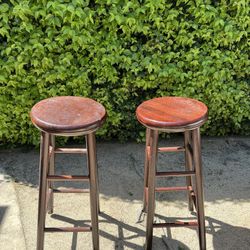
0,136,250,250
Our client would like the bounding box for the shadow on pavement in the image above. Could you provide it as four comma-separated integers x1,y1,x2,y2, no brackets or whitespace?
50,212,190,250
0,206,8,229
207,216,250,250
154,212,250,250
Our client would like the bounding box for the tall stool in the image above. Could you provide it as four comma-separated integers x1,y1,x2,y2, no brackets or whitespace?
136,97,208,250
30,96,106,250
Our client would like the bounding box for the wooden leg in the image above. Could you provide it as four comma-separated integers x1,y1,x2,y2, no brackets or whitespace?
47,134,55,214
86,133,99,250
145,130,158,250
143,128,151,212
184,130,194,211
192,128,206,250
37,132,49,250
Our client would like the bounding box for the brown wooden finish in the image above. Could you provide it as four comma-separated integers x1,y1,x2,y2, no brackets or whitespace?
30,96,106,133
155,186,192,192
136,97,208,129
52,188,90,193
153,221,198,228
46,175,89,181
44,226,92,233
155,170,195,177
54,148,87,154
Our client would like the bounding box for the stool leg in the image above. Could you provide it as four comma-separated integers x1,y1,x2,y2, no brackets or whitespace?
95,150,101,214
37,132,50,250
86,133,99,250
143,128,151,212
96,162,101,214
184,131,194,211
145,129,158,250
47,134,55,214
86,135,100,214
192,128,206,250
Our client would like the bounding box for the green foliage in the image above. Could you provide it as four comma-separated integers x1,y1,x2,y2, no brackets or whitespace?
0,0,249,145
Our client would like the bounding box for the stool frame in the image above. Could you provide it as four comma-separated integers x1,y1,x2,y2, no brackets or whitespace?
142,125,206,250
37,130,100,250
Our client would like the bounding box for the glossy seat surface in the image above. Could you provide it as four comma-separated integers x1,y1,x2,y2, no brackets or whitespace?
136,97,208,129
30,96,106,134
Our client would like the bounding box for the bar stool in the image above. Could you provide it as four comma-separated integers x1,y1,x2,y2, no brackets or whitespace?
136,96,208,250
30,96,106,250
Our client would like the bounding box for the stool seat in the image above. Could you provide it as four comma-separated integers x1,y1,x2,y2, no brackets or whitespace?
30,96,106,134
136,97,208,130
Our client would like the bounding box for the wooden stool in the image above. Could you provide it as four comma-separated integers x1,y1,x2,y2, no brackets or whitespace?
136,97,208,250
30,96,106,250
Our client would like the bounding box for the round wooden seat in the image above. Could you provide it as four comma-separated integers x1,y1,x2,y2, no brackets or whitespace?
30,96,106,134
136,97,208,131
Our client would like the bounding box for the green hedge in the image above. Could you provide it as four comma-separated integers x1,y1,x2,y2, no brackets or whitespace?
0,0,249,145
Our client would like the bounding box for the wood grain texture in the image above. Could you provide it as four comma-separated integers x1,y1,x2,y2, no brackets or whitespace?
136,97,208,129
30,96,106,133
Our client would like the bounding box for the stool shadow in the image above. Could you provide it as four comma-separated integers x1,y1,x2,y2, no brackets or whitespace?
206,216,250,250
50,214,89,250
154,212,250,250
50,212,190,250
51,212,145,249
0,206,8,229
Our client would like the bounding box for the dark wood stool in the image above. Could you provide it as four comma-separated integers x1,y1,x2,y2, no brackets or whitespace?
30,96,106,250
136,97,208,250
